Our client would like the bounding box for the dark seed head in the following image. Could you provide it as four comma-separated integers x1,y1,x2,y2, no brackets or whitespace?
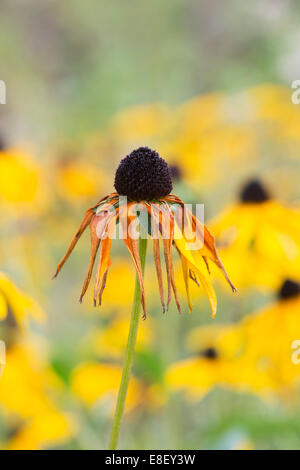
114,147,173,201
277,279,300,301
239,179,270,203
169,164,182,182
199,347,218,360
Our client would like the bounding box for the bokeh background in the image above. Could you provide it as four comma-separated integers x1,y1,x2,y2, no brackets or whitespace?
0,0,300,450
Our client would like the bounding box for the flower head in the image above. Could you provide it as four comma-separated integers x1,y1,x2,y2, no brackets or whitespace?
114,147,173,201
239,179,270,203
277,279,300,300
53,147,235,318
209,179,300,289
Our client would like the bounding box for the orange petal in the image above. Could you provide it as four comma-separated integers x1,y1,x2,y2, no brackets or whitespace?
153,237,165,313
52,208,94,279
79,212,110,302
121,206,147,319
93,209,118,306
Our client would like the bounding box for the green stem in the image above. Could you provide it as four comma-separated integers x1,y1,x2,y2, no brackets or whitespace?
109,236,148,450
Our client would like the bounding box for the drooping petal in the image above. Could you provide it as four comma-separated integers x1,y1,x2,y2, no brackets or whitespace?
93,208,118,306
202,256,210,274
91,192,119,211
79,212,109,302
173,218,217,317
164,204,181,314
180,254,193,313
121,204,147,319
158,203,181,313
151,206,165,312
152,204,172,310
169,196,236,293
52,208,94,279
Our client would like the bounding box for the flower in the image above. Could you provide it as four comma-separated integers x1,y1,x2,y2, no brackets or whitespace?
70,362,143,414
0,147,46,216
91,316,155,359
166,324,244,401
209,179,300,290
0,272,45,330
53,147,235,318
0,341,75,450
235,278,300,393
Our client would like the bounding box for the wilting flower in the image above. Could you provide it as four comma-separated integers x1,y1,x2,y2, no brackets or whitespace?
53,147,235,318
209,179,300,290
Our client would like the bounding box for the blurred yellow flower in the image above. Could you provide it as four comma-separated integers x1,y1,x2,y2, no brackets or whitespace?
209,180,300,290
56,161,108,203
0,341,75,449
0,273,45,328
166,323,243,400
236,279,300,393
110,103,173,143
70,362,143,414
166,355,223,401
0,148,46,215
91,316,155,358
3,407,75,450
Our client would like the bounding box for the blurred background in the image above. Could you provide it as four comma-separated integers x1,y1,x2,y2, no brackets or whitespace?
0,0,300,450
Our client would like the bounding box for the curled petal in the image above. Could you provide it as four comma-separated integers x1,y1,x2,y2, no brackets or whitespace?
52,208,94,279
79,212,109,302
121,206,147,319
174,219,217,317
93,209,118,306
180,255,193,313
152,237,165,313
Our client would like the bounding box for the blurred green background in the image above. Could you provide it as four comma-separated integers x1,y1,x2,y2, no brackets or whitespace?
1,0,300,140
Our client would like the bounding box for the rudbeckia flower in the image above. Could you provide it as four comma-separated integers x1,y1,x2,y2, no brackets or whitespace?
91,316,155,359
0,273,45,329
209,179,300,290
0,341,75,450
0,146,46,216
166,324,244,401
235,279,300,394
70,362,143,414
166,322,274,402
53,147,235,318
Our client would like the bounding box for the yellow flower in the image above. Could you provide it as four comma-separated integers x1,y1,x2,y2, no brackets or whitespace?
166,355,222,401
0,148,46,215
0,341,75,449
70,362,143,414
235,279,300,393
56,161,108,203
209,180,300,290
166,321,274,401
3,407,75,450
166,323,244,401
0,342,56,418
91,316,155,358
110,103,173,142
0,272,45,328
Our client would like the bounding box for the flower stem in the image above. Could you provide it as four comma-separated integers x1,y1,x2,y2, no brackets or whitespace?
109,235,147,450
